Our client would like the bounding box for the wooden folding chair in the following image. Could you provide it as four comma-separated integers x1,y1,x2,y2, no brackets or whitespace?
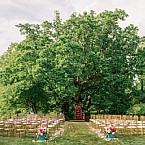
14,122,26,137
140,116,145,121
126,120,137,135
3,122,14,137
133,115,138,121
0,121,4,136
25,122,38,137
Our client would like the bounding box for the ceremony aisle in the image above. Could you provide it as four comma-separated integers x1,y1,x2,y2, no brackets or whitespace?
53,122,100,145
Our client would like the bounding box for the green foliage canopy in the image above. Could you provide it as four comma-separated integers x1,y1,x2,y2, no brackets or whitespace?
0,9,142,117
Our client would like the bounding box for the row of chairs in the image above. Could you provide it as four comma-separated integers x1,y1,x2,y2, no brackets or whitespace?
90,118,145,135
90,114,144,121
2,113,63,121
0,114,65,137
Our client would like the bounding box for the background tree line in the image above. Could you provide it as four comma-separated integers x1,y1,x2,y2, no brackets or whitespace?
0,9,145,120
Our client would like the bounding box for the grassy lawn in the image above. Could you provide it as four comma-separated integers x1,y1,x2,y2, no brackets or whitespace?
117,135,145,145
0,122,145,145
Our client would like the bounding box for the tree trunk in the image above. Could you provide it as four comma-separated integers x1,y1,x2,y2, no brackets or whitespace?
61,101,69,120
141,79,143,92
74,86,83,104
31,102,37,114
26,100,37,114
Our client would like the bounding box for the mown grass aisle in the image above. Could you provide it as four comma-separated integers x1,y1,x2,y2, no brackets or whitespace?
53,122,99,145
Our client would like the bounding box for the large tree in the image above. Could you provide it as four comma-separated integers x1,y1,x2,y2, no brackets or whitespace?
0,9,141,118
48,9,140,115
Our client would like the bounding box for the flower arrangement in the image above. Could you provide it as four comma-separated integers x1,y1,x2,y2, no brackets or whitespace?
104,124,117,139
36,127,48,141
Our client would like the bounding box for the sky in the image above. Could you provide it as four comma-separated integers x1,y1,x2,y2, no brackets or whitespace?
0,0,145,56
